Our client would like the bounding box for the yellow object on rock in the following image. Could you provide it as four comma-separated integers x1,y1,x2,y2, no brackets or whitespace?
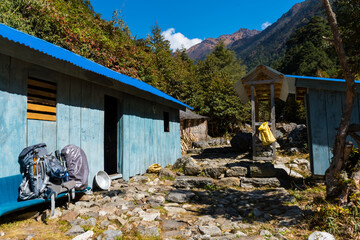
258,122,276,146
147,163,162,173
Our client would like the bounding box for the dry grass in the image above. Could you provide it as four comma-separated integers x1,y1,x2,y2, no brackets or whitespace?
0,218,72,240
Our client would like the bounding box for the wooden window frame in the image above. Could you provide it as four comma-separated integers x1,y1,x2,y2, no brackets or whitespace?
27,77,57,121
164,111,170,132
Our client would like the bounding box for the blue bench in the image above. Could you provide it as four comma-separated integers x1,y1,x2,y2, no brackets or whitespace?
0,174,89,217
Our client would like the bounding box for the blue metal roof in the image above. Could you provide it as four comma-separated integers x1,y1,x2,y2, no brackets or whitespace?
286,74,360,84
0,24,191,109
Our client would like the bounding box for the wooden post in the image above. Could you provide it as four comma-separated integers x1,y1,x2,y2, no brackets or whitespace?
251,85,256,159
270,83,276,160
255,97,259,122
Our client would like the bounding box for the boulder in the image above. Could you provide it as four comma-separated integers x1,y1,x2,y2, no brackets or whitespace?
166,189,195,203
174,176,213,188
289,147,299,153
184,163,202,176
100,220,111,229
308,231,335,240
208,138,221,146
131,175,149,183
65,225,85,236
159,168,176,179
219,138,230,145
193,140,209,149
164,206,187,215
162,230,184,238
259,229,271,236
292,158,310,171
72,231,94,240
187,149,203,154
163,220,186,230
287,124,307,147
230,132,252,152
137,225,160,237
61,210,79,222
102,230,123,240
81,218,97,227
274,129,284,139
173,156,190,169
146,195,165,207
241,177,281,188
215,177,240,187
274,164,304,179
139,210,161,221
198,225,222,236
249,163,279,178
204,166,227,179
225,166,247,177
172,156,201,176
277,123,297,134
253,208,263,217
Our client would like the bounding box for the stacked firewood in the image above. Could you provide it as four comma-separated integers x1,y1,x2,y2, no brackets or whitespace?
181,130,197,154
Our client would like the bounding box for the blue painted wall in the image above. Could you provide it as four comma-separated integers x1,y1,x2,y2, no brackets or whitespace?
0,56,27,177
0,54,182,184
121,94,181,180
307,88,360,175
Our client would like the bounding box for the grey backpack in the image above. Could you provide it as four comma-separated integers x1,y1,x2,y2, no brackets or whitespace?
18,143,49,200
18,143,68,200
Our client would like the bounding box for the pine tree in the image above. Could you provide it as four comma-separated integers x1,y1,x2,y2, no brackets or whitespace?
195,43,249,135
147,24,176,93
277,16,339,77
334,0,360,77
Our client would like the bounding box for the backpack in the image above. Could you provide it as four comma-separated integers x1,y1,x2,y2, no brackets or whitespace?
18,143,68,200
61,145,89,190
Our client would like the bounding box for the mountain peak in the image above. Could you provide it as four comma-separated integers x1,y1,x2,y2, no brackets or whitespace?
186,28,260,61
187,0,322,67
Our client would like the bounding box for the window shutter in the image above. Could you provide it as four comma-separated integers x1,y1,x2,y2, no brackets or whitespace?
27,78,57,121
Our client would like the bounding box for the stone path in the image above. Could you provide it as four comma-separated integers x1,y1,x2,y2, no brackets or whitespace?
59,174,302,240
0,149,316,240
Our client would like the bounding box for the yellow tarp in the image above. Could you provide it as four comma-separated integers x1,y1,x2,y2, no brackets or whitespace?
258,122,276,146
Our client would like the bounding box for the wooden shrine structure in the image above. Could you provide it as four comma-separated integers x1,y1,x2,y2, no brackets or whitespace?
234,65,293,161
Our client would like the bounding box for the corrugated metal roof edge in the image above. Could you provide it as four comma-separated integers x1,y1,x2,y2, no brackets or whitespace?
286,74,360,84
0,24,192,110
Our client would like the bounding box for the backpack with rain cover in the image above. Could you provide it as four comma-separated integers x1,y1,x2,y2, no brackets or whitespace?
61,144,89,191
18,143,68,200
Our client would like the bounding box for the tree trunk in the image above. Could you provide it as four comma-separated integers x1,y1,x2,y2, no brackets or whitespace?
321,0,356,199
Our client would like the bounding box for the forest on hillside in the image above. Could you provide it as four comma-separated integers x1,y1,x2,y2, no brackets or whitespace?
0,0,359,136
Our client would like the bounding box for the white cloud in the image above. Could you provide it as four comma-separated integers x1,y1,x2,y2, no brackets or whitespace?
261,21,272,30
161,28,202,51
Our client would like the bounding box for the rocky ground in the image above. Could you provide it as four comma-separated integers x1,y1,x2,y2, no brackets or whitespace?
0,147,332,240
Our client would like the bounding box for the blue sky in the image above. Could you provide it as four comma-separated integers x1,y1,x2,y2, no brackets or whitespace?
90,0,304,50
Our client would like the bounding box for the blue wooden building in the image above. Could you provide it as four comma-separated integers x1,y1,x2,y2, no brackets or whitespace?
234,65,360,176
288,75,360,176
0,24,189,184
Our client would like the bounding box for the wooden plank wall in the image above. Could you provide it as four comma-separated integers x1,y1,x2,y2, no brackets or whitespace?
121,94,181,180
308,88,360,175
0,55,27,177
0,54,182,183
